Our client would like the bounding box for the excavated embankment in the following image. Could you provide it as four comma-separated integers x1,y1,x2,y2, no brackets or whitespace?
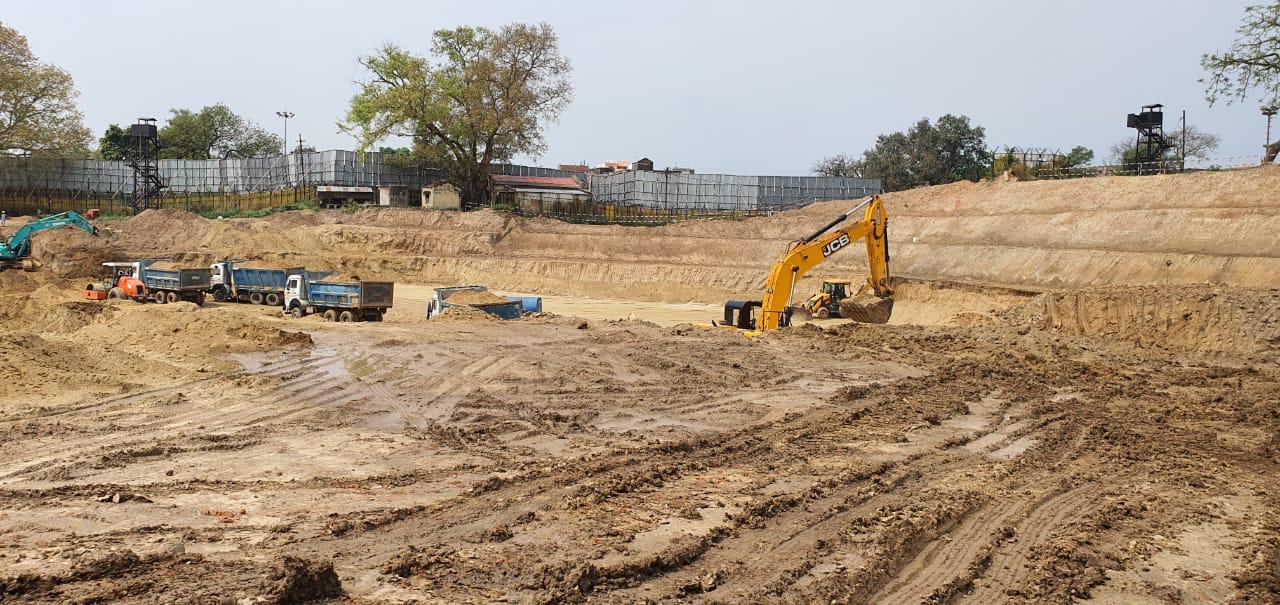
25,166,1275,308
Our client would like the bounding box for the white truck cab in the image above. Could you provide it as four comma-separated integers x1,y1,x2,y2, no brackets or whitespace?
283,273,306,317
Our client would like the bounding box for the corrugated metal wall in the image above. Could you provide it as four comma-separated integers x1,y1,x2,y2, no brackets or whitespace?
0,153,879,212
0,151,446,194
587,171,881,211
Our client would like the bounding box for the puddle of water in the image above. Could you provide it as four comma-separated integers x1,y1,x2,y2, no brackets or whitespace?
990,436,1037,460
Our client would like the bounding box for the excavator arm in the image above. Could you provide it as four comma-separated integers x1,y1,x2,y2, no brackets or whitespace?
722,195,891,334
0,211,98,265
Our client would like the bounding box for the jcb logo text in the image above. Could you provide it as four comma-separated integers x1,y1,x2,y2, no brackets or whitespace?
822,234,851,257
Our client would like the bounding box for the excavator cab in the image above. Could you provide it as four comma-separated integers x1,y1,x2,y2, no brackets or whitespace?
722,300,793,331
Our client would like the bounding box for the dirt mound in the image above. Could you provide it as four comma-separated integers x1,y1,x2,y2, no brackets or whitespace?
145,260,201,270
266,556,344,603
446,289,508,305
0,331,114,401
28,225,118,278
318,273,361,282
229,259,304,269
1030,286,1280,358
434,305,502,322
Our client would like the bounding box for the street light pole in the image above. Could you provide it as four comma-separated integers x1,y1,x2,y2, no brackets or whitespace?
275,110,294,156
1262,104,1278,164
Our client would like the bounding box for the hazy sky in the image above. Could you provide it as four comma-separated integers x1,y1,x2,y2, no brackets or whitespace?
5,1,1268,174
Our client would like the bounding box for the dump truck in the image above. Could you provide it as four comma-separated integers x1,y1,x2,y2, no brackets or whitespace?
283,273,393,322
209,261,305,306
426,286,532,320
85,260,212,305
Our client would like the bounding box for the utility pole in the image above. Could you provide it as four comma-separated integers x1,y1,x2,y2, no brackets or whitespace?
295,135,307,187
1263,104,1278,164
275,110,294,156
1179,110,1186,172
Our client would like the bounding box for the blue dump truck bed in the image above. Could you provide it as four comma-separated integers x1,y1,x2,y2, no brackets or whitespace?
307,280,395,309
506,295,543,314
144,267,212,291
231,266,301,292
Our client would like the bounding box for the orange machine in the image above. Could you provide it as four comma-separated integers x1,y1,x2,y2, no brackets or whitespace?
83,267,147,302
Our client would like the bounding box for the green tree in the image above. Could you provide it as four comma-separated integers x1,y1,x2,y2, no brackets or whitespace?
812,153,862,177
1201,3,1280,162
342,23,573,208
1062,146,1094,168
1109,125,1219,171
97,124,131,160
852,115,989,192
378,145,415,168
0,21,91,156
158,104,282,159
1167,125,1221,162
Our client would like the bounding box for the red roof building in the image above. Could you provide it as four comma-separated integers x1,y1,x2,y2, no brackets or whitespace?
491,174,583,189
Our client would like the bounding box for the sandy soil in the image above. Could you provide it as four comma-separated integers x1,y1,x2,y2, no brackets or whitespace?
2,170,1279,604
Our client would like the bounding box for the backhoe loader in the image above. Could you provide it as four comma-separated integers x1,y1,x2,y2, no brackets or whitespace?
718,195,893,335
800,279,854,319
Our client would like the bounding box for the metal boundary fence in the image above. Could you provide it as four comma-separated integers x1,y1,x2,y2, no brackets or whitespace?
0,151,442,217
991,147,1273,181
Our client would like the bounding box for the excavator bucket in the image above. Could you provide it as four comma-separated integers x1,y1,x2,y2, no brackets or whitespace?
839,295,894,324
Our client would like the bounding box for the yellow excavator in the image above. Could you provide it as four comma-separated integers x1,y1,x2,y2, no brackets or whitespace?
718,195,893,335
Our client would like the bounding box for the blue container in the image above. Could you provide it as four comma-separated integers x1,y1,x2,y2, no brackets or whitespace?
230,266,299,292
307,280,394,309
505,295,543,314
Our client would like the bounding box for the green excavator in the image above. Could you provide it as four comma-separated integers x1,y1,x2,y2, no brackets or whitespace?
0,211,98,272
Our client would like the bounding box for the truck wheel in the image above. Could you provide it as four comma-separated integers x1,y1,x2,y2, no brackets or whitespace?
212,288,228,302
154,291,168,304
322,309,337,322
165,291,178,304
249,292,264,305
194,292,206,307
265,293,280,306
290,306,304,319
338,310,355,323
815,306,830,319
107,287,124,300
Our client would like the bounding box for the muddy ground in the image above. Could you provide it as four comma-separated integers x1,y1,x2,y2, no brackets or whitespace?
0,274,1276,604
2,168,1279,604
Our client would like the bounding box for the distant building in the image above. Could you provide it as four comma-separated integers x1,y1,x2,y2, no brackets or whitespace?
557,163,590,174
595,160,631,173
632,157,654,171
421,181,462,210
377,185,412,207
491,174,590,211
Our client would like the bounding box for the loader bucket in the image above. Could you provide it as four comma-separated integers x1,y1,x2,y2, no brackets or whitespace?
839,295,894,324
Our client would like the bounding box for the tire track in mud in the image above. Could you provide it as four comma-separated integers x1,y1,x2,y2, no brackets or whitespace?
955,482,1104,603
0,351,379,482
333,369,1026,603
868,497,1028,604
